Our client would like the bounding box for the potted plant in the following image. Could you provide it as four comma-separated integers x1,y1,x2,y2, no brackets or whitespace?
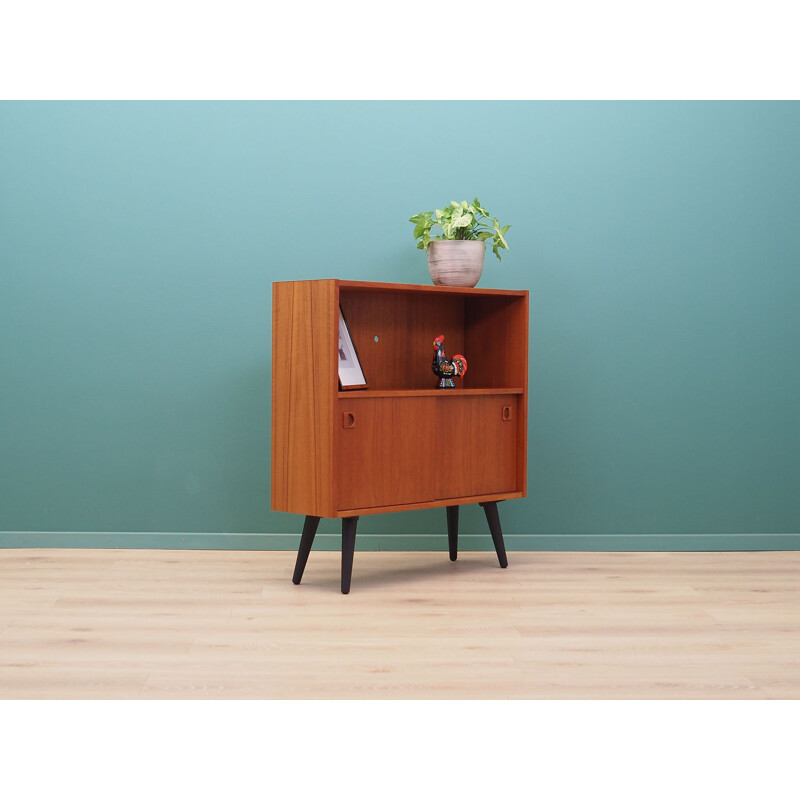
409,198,511,287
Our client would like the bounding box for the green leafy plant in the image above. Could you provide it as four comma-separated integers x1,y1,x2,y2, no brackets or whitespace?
409,197,511,261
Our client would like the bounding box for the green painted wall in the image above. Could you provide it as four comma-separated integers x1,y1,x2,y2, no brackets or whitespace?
2,101,799,549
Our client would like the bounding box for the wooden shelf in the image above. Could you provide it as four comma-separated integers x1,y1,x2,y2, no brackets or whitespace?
337,491,525,517
336,279,528,298
338,388,524,399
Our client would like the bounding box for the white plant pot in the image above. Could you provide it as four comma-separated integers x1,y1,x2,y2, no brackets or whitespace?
427,240,486,288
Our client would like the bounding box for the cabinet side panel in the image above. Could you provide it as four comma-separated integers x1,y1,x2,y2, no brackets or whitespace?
517,292,529,495
271,281,336,517
271,283,291,511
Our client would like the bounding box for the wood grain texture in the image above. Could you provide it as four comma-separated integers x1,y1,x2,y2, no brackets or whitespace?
337,388,524,398
335,491,524,517
2,548,799,699
336,395,518,511
338,280,527,298
272,280,529,516
462,293,529,494
463,294,528,390
271,280,337,517
339,289,465,391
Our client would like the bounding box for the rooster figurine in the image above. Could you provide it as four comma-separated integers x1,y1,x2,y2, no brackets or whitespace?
432,334,468,389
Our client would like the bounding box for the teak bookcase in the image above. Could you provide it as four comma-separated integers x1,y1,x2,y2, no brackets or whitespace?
271,279,529,592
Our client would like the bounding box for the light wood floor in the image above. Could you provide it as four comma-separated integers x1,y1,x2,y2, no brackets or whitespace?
1,548,799,699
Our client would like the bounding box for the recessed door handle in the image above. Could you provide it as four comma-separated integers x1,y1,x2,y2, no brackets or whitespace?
342,412,356,429
502,405,512,422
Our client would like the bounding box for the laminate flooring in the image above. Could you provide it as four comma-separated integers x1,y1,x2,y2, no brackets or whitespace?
1,549,798,699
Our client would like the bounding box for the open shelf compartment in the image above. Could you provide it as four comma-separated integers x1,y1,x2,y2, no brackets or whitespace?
338,282,528,392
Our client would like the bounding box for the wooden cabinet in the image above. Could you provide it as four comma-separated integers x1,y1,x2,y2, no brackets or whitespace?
271,279,529,592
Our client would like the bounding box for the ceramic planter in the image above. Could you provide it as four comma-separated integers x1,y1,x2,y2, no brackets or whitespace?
427,240,486,288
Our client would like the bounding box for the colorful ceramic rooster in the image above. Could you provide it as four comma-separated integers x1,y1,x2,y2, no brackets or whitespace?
432,334,468,389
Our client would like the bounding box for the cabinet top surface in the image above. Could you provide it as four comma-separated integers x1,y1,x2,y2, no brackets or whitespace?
273,279,528,298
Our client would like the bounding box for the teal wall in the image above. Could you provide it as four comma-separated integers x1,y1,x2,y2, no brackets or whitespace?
2,101,800,550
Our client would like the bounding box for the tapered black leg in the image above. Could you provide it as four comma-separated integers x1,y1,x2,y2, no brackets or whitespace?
479,501,508,568
446,505,459,561
292,515,320,585
341,516,359,594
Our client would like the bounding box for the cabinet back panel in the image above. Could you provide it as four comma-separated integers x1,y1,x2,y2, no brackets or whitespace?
340,291,465,390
